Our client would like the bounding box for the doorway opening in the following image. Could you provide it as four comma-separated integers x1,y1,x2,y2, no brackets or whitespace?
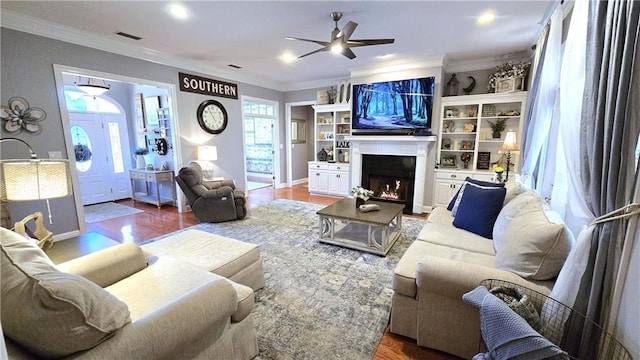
286,101,315,188
53,65,182,234
242,97,279,190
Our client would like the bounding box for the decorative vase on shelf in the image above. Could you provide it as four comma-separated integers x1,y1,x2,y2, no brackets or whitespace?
492,131,502,139
135,155,146,169
355,198,365,208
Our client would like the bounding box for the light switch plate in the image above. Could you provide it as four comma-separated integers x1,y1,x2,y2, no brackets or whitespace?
48,151,62,159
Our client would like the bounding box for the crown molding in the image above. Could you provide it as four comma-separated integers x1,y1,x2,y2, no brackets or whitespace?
349,55,445,78
1,9,290,91
443,51,532,73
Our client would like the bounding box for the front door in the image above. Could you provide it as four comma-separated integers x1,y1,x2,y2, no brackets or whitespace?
70,112,131,205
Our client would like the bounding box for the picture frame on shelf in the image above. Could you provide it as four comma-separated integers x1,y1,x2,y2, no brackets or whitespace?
461,140,475,150
482,104,497,117
144,96,161,126
495,76,524,93
477,152,491,170
441,155,457,168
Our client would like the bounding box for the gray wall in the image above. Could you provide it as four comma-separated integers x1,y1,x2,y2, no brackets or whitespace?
1,27,283,235
290,105,313,181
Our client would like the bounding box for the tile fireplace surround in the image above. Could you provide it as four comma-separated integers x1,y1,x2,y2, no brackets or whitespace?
346,135,437,214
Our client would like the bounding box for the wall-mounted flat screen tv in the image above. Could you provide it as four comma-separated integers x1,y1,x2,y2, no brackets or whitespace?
352,77,435,135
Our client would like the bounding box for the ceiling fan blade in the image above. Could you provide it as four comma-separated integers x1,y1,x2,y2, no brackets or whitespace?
342,48,357,59
337,21,358,40
285,37,330,47
345,38,395,48
298,47,329,58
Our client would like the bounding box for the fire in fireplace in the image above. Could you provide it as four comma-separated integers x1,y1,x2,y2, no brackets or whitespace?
362,155,416,214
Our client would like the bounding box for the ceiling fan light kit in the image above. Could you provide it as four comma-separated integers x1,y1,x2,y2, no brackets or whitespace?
287,11,394,59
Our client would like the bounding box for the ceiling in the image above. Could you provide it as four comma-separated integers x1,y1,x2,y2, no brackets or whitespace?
1,1,553,91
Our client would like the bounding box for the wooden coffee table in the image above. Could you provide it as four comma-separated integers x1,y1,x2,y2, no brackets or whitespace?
316,198,404,256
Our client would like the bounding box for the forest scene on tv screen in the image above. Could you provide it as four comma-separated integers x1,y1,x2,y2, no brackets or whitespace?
353,77,435,130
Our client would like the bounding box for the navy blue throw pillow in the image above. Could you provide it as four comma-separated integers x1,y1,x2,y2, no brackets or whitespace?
452,183,506,239
447,177,505,211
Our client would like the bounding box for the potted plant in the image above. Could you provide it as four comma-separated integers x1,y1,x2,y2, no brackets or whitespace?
488,118,507,139
133,147,149,169
350,186,374,208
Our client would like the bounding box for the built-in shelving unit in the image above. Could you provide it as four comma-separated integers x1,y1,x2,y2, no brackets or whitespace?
433,92,528,207
308,103,351,196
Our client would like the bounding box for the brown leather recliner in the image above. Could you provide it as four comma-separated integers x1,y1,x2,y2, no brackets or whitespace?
175,163,247,222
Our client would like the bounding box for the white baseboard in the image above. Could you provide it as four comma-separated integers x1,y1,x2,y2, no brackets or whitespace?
292,178,308,186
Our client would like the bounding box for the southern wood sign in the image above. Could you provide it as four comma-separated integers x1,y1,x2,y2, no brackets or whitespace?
179,72,238,99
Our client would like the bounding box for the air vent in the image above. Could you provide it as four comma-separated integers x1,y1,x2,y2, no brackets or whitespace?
228,64,242,69
115,31,142,41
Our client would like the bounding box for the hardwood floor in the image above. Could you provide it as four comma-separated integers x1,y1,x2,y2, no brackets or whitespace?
86,184,460,360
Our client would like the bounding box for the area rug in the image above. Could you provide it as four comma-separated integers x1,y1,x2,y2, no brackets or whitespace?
83,202,143,223
145,199,425,359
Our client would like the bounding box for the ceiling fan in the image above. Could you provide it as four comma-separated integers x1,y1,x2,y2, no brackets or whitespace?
285,11,395,59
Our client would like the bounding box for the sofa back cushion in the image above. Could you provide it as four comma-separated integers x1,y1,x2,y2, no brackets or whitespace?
0,228,131,358
493,190,538,250
503,180,528,205
452,183,506,239
494,199,573,280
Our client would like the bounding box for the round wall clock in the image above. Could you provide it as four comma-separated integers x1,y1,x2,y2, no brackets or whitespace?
197,99,228,134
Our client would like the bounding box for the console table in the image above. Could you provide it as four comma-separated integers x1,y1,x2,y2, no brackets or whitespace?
46,232,119,264
129,169,176,208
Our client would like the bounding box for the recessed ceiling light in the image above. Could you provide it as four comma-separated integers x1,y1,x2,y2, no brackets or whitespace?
477,10,496,25
377,54,395,59
280,53,297,64
167,3,190,20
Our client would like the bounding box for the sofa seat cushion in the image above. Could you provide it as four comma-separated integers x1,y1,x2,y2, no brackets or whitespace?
106,256,241,320
417,222,496,256
495,198,573,280
0,228,131,358
392,240,496,298
141,229,262,289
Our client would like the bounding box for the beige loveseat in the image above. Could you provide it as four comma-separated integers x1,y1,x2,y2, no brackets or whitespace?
390,182,573,359
1,228,258,360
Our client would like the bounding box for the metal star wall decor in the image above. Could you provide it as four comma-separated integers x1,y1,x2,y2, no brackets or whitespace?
0,97,46,134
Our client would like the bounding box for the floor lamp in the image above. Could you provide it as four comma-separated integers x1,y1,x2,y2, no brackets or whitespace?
1,137,73,248
501,130,519,182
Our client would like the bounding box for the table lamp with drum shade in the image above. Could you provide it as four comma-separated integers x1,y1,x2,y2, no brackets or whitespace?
501,130,519,182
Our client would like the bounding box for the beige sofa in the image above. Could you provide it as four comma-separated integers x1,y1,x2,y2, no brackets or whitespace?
390,184,573,359
1,228,258,360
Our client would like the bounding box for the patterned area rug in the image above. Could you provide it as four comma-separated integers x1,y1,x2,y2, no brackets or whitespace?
83,202,143,223
146,199,424,359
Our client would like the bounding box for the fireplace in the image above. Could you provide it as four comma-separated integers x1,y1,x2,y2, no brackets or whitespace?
346,135,437,214
362,155,416,214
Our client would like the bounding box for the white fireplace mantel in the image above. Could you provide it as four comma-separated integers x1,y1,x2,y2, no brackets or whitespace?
346,135,437,214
